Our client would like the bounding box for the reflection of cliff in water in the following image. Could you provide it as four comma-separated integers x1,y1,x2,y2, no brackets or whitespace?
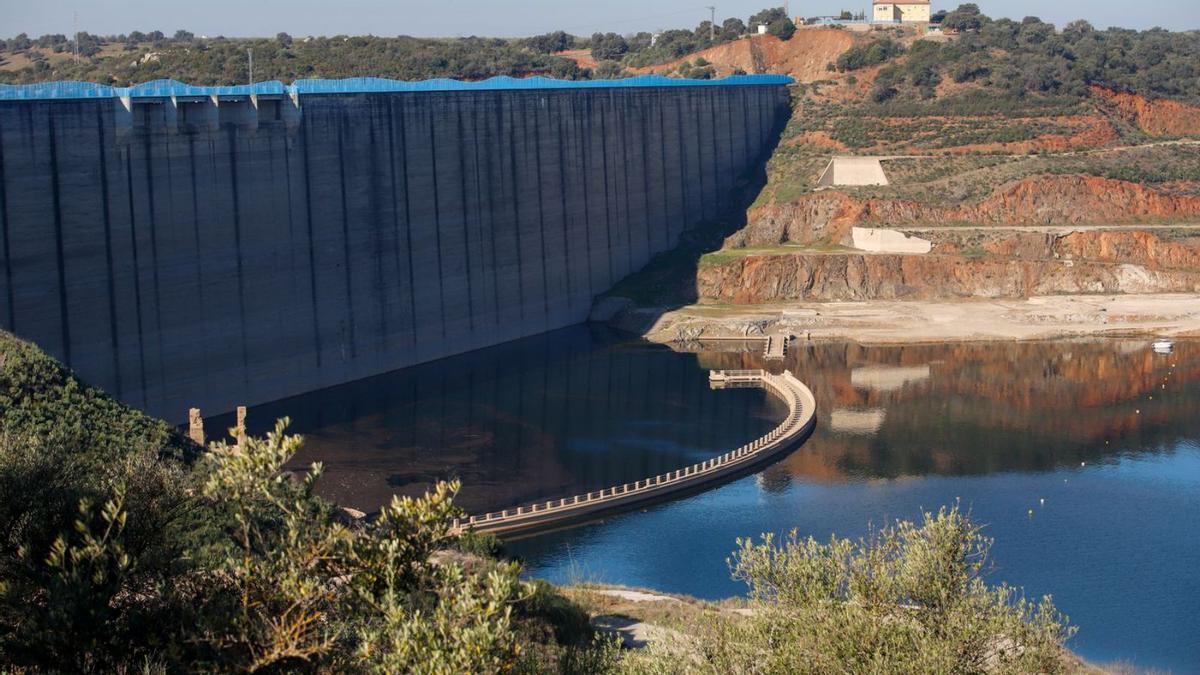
691,339,1200,481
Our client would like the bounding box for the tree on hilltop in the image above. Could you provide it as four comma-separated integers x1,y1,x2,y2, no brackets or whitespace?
768,18,796,41
942,3,985,32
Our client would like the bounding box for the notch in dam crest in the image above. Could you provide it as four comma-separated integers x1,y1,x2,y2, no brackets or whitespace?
0,77,792,421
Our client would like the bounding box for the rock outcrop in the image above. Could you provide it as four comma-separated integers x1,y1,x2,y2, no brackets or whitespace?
731,176,1200,247
696,252,1200,303
1094,87,1200,137
1056,231,1200,270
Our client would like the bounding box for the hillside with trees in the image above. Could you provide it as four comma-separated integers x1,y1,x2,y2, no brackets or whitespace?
839,5,1200,105
0,8,804,85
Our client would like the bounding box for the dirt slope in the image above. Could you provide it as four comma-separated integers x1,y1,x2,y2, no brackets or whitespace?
1094,87,1200,137
626,31,855,81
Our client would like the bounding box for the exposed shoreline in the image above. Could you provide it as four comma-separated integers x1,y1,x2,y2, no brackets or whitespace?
609,293,1200,346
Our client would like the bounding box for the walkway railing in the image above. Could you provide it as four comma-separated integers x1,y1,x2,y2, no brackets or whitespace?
452,370,817,536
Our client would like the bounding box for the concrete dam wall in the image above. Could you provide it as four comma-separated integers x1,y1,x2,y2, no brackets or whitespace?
0,76,791,421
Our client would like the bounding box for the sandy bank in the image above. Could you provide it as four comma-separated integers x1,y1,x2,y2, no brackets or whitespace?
615,294,1200,345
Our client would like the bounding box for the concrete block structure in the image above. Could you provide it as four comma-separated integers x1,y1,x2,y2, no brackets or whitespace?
817,156,890,187
873,0,932,23
851,227,933,254
0,75,791,421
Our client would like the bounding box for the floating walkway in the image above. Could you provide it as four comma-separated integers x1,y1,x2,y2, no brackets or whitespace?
764,334,789,360
453,370,817,536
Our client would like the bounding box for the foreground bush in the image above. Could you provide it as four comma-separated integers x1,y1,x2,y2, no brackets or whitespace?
0,332,607,673
627,505,1075,674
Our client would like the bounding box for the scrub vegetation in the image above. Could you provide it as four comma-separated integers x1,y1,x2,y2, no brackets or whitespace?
0,331,615,672
0,8,797,86
1,331,1080,672
621,505,1076,674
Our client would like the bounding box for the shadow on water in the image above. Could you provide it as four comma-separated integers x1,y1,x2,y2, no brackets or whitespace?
207,324,786,514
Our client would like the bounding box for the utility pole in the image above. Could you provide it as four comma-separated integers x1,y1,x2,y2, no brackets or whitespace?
247,48,254,85
707,6,716,41
72,11,79,62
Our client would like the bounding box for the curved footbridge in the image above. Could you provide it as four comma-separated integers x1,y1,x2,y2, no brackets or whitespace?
453,370,817,537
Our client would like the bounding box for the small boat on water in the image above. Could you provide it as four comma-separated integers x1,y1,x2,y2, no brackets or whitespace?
1152,339,1175,354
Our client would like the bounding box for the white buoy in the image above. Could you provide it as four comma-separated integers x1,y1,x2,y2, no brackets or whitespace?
1040,498,1045,506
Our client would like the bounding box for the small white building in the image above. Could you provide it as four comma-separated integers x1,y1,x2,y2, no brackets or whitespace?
873,0,931,23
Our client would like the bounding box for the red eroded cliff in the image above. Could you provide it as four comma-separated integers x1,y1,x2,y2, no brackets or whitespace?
733,176,1200,247
695,252,1200,303
1094,87,1200,137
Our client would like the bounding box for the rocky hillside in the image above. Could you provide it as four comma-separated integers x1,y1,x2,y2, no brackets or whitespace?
732,176,1200,248
696,243,1200,304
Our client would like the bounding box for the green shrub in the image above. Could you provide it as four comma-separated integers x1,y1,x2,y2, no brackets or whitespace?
0,333,618,672
768,19,796,41
630,505,1075,673
836,38,903,72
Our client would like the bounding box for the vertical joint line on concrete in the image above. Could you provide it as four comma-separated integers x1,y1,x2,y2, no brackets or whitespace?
299,115,323,366
0,126,13,332
46,112,72,366
96,110,122,395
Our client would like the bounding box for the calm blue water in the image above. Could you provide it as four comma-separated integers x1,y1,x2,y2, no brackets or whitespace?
227,328,1200,672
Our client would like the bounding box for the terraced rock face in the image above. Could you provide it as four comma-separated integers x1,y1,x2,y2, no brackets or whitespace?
731,176,1200,248
695,250,1200,303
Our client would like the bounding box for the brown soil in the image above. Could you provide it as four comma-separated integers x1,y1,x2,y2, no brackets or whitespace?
732,175,1200,247
934,117,1119,155
787,130,850,152
629,31,855,82
1094,86,1200,138
554,48,598,70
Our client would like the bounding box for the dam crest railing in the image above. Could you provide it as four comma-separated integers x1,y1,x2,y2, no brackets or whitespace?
453,369,817,536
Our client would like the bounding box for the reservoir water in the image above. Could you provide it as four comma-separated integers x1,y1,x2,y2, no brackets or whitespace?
222,326,1200,672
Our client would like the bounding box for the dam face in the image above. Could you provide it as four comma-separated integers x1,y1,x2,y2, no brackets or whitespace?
0,77,790,421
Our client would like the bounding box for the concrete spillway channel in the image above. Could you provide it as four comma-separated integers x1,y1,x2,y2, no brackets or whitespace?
453,370,817,537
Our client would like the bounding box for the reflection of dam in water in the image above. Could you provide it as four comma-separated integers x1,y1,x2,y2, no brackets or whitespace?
213,325,784,513
0,76,790,421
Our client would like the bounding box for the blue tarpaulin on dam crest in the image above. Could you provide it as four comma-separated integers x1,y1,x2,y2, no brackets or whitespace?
0,74,792,100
